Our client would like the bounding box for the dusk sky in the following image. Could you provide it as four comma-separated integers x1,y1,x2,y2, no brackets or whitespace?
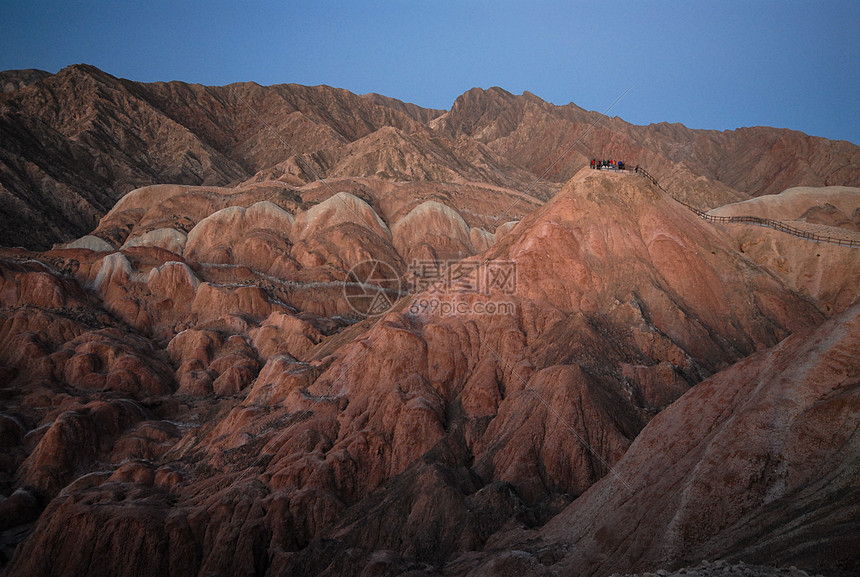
2,0,858,144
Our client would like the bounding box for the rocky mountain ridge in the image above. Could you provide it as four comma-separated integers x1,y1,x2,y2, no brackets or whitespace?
2,64,858,250
0,64,859,577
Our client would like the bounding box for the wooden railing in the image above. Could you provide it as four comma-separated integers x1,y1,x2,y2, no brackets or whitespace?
635,168,860,248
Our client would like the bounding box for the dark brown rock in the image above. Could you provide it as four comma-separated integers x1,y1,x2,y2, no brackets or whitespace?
539,303,860,577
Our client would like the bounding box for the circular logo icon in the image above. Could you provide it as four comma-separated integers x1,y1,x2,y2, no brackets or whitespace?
342,259,404,318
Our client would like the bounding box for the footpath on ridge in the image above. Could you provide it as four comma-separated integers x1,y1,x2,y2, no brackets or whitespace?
634,167,860,248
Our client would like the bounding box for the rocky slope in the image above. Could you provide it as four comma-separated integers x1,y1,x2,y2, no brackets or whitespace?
530,300,860,577
2,65,859,250
3,168,856,577
709,186,860,224
1,64,859,577
431,87,860,198
0,70,51,94
707,186,860,315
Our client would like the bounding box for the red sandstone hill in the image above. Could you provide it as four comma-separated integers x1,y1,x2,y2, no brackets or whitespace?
2,168,856,576
2,64,858,250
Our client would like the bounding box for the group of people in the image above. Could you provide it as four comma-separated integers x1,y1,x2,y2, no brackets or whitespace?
590,158,630,171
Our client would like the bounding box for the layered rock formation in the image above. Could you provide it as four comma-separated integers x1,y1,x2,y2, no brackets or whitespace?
431,87,860,198
1,64,859,577
531,301,860,577
707,186,860,314
2,65,858,250
2,166,856,576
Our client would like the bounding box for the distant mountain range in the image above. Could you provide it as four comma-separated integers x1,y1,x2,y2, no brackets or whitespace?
1,64,858,249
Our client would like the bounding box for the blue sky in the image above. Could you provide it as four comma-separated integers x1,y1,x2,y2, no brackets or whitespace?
2,0,858,144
